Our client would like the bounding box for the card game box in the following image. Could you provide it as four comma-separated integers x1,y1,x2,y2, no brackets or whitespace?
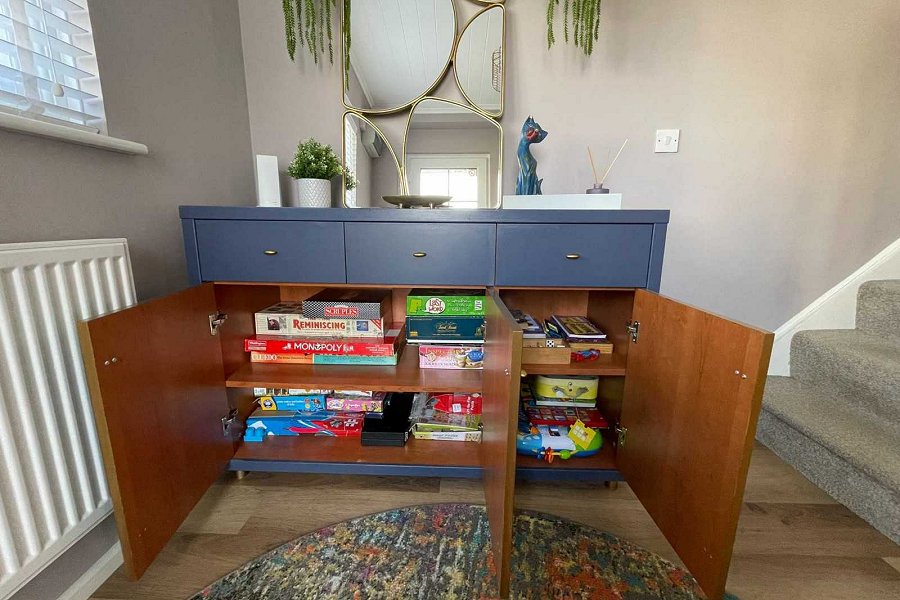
405,316,485,343
302,289,392,320
418,345,484,370
406,289,485,316
258,394,327,411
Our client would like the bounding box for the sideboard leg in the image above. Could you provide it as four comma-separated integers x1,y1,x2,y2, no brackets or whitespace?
235,470,249,480
604,481,619,491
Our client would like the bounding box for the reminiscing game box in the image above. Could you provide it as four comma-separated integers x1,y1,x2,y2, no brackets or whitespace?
405,316,485,343
406,290,485,316
302,289,392,320
254,301,385,337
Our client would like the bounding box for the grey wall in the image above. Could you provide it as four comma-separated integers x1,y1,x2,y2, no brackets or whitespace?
238,0,900,330
2,1,252,597
0,0,254,301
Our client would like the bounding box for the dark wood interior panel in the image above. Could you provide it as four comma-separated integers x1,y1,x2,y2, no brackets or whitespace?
619,290,773,600
497,289,589,323
587,290,636,362
481,291,522,599
214,284,281,378
78,285,232,579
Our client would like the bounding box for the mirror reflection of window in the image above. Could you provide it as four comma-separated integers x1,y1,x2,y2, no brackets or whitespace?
344,120,358,207
408,155,488,208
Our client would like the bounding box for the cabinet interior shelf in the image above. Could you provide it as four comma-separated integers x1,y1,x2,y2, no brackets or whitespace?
522,353,627,377
231,435,482,476
225,347,483,393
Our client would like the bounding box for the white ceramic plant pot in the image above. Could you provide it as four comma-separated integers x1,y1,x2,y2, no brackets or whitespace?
295,178,332,208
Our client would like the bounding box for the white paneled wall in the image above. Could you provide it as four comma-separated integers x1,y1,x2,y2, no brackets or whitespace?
0,240,134,598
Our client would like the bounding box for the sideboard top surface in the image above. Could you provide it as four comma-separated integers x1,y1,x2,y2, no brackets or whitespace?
179,206,670,225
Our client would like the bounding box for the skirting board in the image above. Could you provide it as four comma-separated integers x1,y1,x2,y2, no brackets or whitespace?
56,544,122,600
769,236,900,376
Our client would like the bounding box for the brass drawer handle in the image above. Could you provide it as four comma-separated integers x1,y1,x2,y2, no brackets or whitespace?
566,253,581,260
413,252,427,258
263,249,278,256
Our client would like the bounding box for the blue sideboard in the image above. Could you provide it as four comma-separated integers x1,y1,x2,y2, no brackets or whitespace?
179,207,669,290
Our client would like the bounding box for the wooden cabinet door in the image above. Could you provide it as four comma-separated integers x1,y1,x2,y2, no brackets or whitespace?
78,284,234,579
481,290,523,599
618,289,773,600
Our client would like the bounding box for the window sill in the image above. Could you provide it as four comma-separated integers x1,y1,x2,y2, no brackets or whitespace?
0,113,149,155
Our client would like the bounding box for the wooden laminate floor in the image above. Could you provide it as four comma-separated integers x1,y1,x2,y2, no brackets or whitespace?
90,443,900,600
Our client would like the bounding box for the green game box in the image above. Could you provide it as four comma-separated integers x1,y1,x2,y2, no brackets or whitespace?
406,289,485,316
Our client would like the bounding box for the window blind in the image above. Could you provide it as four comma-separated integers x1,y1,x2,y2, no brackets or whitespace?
0,0,105,133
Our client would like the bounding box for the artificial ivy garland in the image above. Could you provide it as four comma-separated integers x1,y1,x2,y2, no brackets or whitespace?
547,0,603,55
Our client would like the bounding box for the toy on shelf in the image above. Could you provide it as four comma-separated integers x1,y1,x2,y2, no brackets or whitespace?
515,420,603,462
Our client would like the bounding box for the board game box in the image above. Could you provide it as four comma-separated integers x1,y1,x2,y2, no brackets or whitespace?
326,392,387,413
406,289,485,316
405,316,485,343
302,289,392,320
245,409,364,437
245,325,404,357
250,352,400,365
254,302,385,337
411,425,482,442
258,394,327,411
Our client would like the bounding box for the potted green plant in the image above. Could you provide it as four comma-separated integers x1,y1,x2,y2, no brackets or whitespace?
287,138,346,207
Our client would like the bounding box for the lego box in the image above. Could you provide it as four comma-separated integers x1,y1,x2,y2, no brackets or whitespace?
405,316,485,343
406,289,485,316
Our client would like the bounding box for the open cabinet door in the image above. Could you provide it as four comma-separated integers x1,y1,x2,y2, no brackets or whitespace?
79,284,234,579
481,290,523,599
618,290,773,600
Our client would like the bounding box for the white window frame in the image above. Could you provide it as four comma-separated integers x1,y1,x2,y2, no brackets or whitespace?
0,0,146,154
406,153,490,208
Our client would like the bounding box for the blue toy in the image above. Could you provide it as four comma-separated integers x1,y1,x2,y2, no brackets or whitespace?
243,427,266,442
516,423,602,462
515,116,548,195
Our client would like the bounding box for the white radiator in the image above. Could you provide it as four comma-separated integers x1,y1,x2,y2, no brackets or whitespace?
0,240,135,598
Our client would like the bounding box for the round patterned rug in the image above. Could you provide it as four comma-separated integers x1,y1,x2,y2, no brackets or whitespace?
190,503,723,599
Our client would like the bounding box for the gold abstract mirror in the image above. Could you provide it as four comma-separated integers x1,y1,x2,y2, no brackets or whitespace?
342,0,457,114
403,98,502,209
454,5,505,117
342,112,403,208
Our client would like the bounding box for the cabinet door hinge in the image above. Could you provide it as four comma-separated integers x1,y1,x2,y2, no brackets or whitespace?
626,320,640,343
221,408,238,437
209,312,228,336
615,424,628,448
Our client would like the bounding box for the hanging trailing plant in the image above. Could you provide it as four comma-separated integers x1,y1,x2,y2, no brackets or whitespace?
547,0,602,56
283,0,342,64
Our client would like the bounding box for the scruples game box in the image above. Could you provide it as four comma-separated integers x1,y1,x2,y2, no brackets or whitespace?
302,289,392,320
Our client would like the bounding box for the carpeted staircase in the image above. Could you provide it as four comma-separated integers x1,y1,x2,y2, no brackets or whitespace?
757,280,900,544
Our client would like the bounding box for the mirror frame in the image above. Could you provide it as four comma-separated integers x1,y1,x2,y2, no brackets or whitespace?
340,0,459,115
453,3,506,118
402,96,503,209
341,110,405,208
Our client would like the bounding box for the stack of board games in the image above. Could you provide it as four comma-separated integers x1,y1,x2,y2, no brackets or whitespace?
246,290,405,365
406,289,486,370
546,315,614,355
244,389,389,442
409,392,483,442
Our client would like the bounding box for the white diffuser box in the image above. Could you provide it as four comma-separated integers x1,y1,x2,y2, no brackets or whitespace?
502,194,622,210
255,154,282,207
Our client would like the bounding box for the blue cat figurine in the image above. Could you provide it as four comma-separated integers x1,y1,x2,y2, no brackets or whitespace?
516,116,548,195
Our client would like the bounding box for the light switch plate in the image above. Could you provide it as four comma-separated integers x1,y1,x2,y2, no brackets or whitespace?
655,129,680,153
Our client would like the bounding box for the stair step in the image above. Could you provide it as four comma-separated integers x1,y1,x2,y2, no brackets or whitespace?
762,376,900,491
790,329,900,421
857,279,900,338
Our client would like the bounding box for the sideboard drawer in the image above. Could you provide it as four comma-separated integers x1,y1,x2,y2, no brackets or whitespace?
345,223,495,285
496,224,653,287
195,220,346,283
